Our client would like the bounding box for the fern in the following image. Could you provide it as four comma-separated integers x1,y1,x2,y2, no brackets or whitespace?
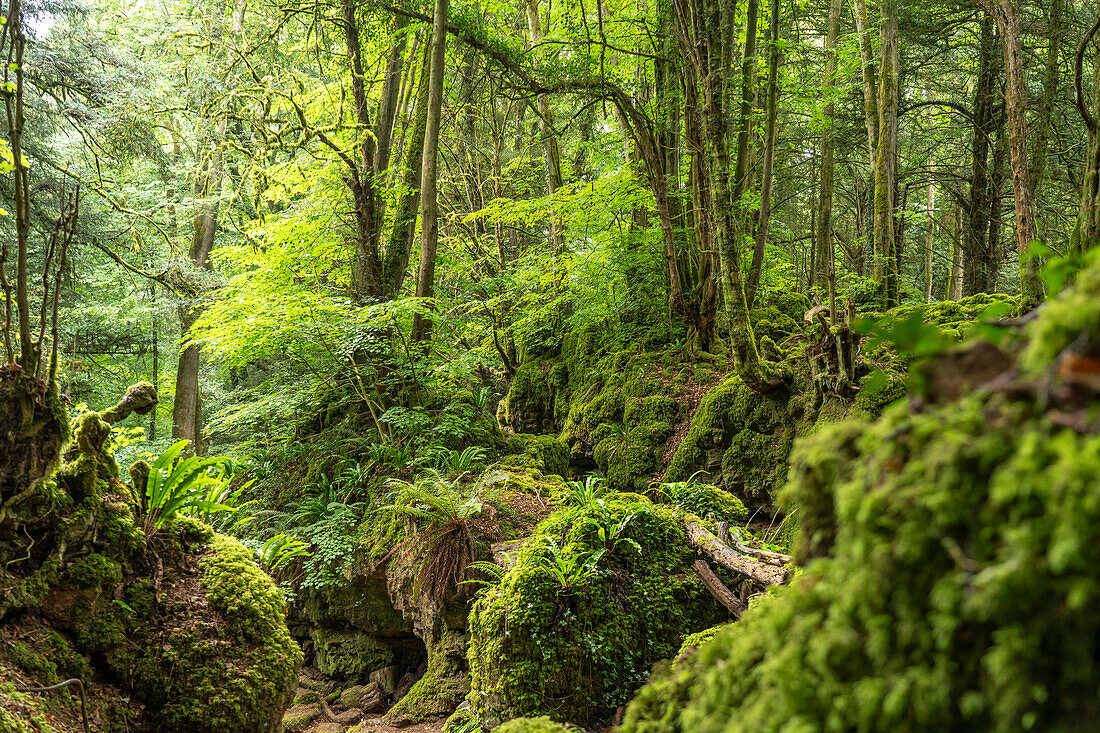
143,440,240,533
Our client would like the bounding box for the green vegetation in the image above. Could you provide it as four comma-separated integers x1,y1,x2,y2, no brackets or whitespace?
1,0,1099,729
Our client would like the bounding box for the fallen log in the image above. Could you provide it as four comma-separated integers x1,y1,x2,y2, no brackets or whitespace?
686,521,788,586
693,559,746,617
718,521,793,566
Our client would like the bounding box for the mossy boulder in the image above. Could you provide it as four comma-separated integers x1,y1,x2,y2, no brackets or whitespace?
620,266,1100,732
665,376,793,511
130,534,302,732
468,497,725,729
385,624,469,726
659,481,748,528
508,433,569,477
491,716,570,733
0,384,302,733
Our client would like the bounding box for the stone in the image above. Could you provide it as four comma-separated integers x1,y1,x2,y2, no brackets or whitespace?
280,703,321,733
338,682,386,714
368,665,401,694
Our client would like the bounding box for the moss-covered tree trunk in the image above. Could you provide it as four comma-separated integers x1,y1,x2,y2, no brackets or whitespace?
410,0,448,346
976,0,1042,306
673,0,773,388
1072,13,1100,253
872,0,899,305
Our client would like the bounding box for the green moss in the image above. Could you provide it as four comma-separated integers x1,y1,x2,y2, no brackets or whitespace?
594,436,660,494
0,679,61,733
625,395,677,427
385,624,469,725
134,534,302,732
659,482,747,527
490,716,570,733
623,336,1100,733
501,358,563,433
665,376,793,510
853,368,908,418
312,628,394,680
468,498,724,729
61,553,122,588
508,434,569,478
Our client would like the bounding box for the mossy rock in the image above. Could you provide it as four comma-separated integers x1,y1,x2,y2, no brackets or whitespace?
659,482,747,527
491,716,570,733
131,534,302,732
0,369,69,499
625,395,677,427
853,368,908,418
500,361,564,435
312,628,394,681
385,625,469,726
665,376,793,511
508,434,569,478
594,436,661,494
620,262,1100,731
468,498,724,729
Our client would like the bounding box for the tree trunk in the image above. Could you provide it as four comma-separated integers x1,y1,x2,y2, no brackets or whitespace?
976,0,1041,306
745,0,781,309
1029,0,1064,201
673,0,772,388
1072,13,1100,252
963,17,997,297
815,0,842,296
410,0,448,346
524,0,566,256
925,174,935,302
383,39,432,297
873,0,899,305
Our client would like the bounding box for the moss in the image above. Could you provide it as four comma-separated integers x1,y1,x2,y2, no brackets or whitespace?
765,292,812,320
658,482,747,527
621,280,1100,733
0,679,62,733
665,376,793,510
1024,253,1100,371
442,705,480,732
385,624,469,725
508,434,569,478
490,716,570,733
500,360,563,435
853,368,908,418
312,628,394,681
135,534,302,732
594,436,660,494
692,367,717,385
61,553,122,588
625,395,677,427
467,498,724,729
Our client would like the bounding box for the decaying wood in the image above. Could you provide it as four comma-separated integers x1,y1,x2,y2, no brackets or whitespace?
718,522,792,566
686,521,788,585
693,559,746,617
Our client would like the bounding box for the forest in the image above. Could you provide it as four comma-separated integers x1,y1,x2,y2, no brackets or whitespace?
2,0,1100,729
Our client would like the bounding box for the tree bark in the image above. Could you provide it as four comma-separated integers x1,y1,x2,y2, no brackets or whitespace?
745,0,781,308
685,520,788,585
975,0,1041,305
383,38,432,297
524,0,566,256
964,18,997,296
815,0,842,296
1072,13,1100,252
410,0,448,346
873,0,899,305
692,560,746,616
